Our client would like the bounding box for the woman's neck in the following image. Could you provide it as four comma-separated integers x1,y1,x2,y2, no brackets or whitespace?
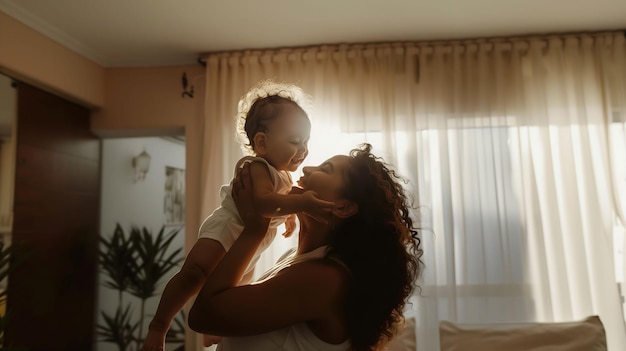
296,214,333,254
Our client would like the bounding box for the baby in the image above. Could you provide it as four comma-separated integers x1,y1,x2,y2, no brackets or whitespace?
142,81,334,351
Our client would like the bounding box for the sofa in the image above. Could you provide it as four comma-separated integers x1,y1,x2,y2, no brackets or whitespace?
386,315,607,351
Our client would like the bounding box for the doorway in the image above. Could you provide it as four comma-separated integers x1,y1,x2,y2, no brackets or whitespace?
97,135,186,351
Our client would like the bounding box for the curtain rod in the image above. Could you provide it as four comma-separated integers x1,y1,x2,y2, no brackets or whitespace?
196,30,625,62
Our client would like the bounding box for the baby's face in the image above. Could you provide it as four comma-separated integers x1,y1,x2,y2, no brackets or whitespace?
261,104,310,172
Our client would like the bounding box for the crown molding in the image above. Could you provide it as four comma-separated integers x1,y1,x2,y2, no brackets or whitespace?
0,1,108,66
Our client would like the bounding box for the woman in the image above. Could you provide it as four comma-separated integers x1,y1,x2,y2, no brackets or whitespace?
188,143,423,351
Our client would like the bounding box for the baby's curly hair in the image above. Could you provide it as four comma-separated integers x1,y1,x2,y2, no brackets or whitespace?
328,143,423,351
235,80,312,155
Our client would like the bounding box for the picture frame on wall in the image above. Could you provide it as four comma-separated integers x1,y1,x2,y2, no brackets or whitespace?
164,166,185,225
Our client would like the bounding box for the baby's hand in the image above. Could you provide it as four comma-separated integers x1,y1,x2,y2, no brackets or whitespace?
283,214,297,237
302,190,335,223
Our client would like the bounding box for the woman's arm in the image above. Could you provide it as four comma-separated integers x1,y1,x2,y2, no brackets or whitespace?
188,163,348,336
189,258,348,336
185,162,269,297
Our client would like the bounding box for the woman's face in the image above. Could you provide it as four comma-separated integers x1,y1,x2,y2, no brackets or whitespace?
296,155,351,202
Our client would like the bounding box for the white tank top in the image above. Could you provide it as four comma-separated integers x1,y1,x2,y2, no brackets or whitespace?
217,246,351,351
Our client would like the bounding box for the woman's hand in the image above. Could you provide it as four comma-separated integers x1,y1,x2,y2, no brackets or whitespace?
301,190,334,224
290,186,334,224
232,163,270,235
189,164,269,332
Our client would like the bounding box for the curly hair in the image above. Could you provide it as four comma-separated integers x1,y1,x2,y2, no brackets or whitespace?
235,80,312,155
327,143,423,351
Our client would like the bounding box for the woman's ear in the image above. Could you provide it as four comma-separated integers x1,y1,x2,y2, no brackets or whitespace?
332,200,359,219
253,132,267,155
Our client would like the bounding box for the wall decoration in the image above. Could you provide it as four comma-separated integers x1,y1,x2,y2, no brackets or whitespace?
164,166,185,224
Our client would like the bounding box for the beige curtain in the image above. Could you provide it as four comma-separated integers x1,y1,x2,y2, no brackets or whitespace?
198,32,626,351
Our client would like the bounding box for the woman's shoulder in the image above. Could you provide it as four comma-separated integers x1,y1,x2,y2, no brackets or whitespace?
280,259,351,318
280,257,351,295
289,248,350,279
302,259,350,280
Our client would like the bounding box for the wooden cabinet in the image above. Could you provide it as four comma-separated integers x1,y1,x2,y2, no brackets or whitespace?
5,83,101,351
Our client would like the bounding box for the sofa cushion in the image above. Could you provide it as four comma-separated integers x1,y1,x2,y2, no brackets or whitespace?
439,315,607,351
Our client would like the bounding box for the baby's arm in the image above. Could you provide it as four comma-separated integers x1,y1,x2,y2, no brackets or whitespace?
142,238,225,351
247,162,334,220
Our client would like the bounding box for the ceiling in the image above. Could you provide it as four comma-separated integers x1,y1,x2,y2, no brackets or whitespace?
1,0,625,68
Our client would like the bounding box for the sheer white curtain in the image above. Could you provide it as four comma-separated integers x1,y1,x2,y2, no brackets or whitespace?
409,33,626,351
198,33,626,351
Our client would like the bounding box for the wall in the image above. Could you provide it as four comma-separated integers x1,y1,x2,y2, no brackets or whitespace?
100,136,186,246
99,136,186,351
0,11,104,108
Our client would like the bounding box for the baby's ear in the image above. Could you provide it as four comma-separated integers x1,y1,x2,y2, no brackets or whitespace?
253,132,267,155
332,200,359,219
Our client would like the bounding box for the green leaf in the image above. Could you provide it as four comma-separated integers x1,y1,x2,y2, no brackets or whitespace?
99,223,138,294
127,226,183,300
98,224,184,349
97,304,139,351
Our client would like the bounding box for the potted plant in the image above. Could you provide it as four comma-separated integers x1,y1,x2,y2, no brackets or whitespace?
98,224,184,351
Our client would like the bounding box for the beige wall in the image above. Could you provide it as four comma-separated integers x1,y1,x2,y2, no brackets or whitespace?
0,11,105,108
